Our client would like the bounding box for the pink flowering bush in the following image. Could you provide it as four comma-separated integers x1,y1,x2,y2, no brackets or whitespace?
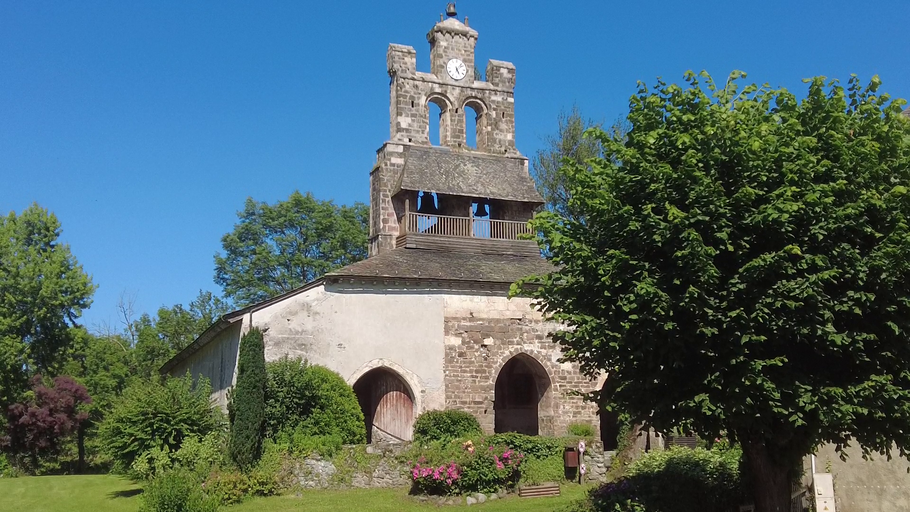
409,442,525,495
410,459,462,495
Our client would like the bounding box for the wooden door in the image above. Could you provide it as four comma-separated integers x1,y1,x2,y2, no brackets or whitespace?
355,369,414,443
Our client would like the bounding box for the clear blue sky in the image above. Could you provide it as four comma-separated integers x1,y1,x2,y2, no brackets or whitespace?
2,0,908,331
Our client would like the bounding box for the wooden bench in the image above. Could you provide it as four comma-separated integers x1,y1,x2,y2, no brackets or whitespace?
518,483,561,498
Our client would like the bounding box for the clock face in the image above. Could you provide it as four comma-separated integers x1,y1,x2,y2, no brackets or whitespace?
446,58,467,81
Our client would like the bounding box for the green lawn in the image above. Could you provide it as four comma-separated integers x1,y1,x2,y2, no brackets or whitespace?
0,474,589,512
0,474,142,512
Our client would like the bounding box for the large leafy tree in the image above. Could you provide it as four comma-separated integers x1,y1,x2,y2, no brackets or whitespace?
214,191,368,306
0,204,95,407
523,72,910,512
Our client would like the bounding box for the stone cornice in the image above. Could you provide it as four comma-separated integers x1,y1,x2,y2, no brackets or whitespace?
427,19,478,41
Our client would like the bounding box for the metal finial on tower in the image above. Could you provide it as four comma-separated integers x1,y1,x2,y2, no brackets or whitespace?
446,3,457,18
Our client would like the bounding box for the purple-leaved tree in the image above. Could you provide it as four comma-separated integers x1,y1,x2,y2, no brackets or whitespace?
1,375,91,471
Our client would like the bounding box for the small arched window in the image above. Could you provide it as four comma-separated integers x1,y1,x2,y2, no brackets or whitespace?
427,95,451,146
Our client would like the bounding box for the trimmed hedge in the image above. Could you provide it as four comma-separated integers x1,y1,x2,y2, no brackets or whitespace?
412,410,483,443
265,357,365,445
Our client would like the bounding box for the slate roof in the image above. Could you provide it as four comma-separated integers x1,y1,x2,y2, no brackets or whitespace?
903,107,910,119
396,146,544,204
327,247,554,284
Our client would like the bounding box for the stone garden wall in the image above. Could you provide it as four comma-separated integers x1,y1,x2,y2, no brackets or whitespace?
289,441,613,491
291,443,411,490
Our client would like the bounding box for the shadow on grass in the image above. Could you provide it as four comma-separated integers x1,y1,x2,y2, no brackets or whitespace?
108,488,143,499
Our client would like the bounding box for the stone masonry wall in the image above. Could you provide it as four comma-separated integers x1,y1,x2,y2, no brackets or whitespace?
387,24,517,155
442,295,601,437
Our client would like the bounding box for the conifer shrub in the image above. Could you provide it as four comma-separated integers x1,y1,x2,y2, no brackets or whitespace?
412,410,483,443
264,357,365,445
229,327,267,471
99,374,222,472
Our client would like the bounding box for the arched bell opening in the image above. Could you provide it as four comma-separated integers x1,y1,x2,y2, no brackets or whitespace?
463,98,488,151
353,367,415,443
494,354,553,435
427,94,452,147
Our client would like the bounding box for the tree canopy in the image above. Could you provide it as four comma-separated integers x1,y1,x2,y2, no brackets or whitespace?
0,204,95,407
531,106,627,221
522,72,910,512
130,291,229,378
214,191,368,306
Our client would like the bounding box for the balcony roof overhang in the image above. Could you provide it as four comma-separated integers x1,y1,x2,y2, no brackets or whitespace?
394,145,544,205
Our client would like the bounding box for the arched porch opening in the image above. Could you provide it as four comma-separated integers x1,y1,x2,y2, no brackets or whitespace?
494,353,552,435
353,367,415,443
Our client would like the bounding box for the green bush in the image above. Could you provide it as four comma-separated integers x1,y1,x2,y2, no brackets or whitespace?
568,423,596,437
588,446,746,512
99,374,223,472
0,452,20,478
201,441,285,506
130,432,227,481
519,454,565,485
412,410,483,443
246,441,285,497
265,357,365,444
203,471,249,505
229,327,267,471
486,433,564,460
174,432,228,477
486,433,575,486
140,468,220,512
274,429,344,458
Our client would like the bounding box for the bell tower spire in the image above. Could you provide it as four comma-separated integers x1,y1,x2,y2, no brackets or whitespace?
368,10,542,257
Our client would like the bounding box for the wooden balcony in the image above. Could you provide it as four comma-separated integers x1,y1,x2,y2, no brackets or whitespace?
396,212,539,257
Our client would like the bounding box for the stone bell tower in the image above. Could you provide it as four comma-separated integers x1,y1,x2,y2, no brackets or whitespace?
369,6,543,256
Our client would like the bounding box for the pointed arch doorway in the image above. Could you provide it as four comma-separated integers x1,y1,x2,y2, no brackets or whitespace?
353,368,415,443
494,354,553,435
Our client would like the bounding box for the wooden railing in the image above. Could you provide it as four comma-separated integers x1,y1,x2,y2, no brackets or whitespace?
402,212,532,241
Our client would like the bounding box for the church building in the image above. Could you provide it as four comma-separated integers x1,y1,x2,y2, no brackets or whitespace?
162,8,607,444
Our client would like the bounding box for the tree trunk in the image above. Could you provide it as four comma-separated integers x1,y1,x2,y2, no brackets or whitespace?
741,437,794,512
77,422,86,473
